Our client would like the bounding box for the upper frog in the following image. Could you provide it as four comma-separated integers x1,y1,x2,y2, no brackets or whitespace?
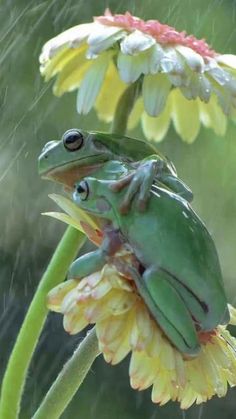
38,129,193,211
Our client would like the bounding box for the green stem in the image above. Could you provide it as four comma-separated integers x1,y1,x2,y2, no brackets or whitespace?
111,81,140,135
0,227,85,419
32,328,99,419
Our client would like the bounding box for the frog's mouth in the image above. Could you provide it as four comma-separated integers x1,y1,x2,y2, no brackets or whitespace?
41,161,103,188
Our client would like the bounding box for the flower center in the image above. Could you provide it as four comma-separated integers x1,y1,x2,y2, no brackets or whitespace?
95,9,216,58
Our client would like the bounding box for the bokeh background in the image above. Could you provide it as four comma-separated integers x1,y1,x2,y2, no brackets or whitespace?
1,0,236,418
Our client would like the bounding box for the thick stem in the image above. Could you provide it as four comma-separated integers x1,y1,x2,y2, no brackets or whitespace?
0,227,85,419
32,328,99,419
111,81,140,135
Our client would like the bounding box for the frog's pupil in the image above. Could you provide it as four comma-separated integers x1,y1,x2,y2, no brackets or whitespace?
77,184,86,194
77,181,89,200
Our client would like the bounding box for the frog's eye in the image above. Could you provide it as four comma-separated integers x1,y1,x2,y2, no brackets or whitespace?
63,129,83,151
76,181,89,201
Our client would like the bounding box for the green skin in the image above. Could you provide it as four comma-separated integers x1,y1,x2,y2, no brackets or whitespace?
38,129,193,213
69,161,229,356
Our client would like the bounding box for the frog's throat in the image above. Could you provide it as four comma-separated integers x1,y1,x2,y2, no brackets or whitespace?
42,162,104,188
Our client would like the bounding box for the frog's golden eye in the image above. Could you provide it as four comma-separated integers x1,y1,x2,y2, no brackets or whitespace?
76,181,89,201
63,129,83,151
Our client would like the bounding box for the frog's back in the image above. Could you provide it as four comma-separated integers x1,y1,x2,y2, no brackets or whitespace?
120,186,229,330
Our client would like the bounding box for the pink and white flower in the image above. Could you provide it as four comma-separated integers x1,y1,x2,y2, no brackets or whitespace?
40,10,236,142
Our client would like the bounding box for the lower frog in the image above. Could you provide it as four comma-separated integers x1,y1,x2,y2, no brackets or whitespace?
68,161,229,356
38,129,193,213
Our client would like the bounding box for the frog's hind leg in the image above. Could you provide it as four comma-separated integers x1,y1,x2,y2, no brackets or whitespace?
130,266,200,356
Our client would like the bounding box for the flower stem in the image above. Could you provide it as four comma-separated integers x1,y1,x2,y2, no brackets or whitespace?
111,81,140,135
32,328,99,419
0,227,85,419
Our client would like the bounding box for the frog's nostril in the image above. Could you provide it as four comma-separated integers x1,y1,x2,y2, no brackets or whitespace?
44,154,48,159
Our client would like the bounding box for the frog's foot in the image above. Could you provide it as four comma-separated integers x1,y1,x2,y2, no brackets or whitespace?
68,249,106,280
158,174,193,202
130,266,200,356
110,160,158,214
158,269,230,331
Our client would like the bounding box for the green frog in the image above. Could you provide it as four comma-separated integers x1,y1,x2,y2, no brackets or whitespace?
68,161,229,356
38,128,193,213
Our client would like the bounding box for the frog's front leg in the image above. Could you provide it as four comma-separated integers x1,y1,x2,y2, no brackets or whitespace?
129,266,200,356
109,157,193,214
110,159,159,214
68,228,123,280
157,174,193,202
68,249,107,280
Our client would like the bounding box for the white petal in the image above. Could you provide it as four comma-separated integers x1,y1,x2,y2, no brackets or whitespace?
180,73,211,101
143,73,171,116
148,44,165,73
117,53,144,83
198,74,212,102
160,47,184,74
217,54,236,70
87,23,125,55
40,23,94,62
120,30,155,55
206,63,231,86
176,45,204,72
77,52,111,114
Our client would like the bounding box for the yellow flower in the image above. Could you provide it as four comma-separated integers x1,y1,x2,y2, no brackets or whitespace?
40,10,236,142
45,193,236,408
48,262,236,409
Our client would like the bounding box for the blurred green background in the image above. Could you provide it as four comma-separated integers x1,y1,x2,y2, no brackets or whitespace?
1,0,236,418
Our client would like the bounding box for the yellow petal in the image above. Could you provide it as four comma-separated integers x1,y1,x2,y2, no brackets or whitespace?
228,304,236,325
96,314,128,344
95,62,127,123
129,351,158,390
128,97,144,130
171,89,200,142
41,48,80,81
179,386,197,409
146,325,163,357
199,94,227,136
174,349,186,388
63,304,88,334
83,299,111,322
100,328,131,365
48,193,98,230
43,212,85,233
47,279,77,312
159,338,175,370
135,303,153,347
186,358,209,395
217,54,236,70
141,95,171,142
152,374,171,405
52,45,91,96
